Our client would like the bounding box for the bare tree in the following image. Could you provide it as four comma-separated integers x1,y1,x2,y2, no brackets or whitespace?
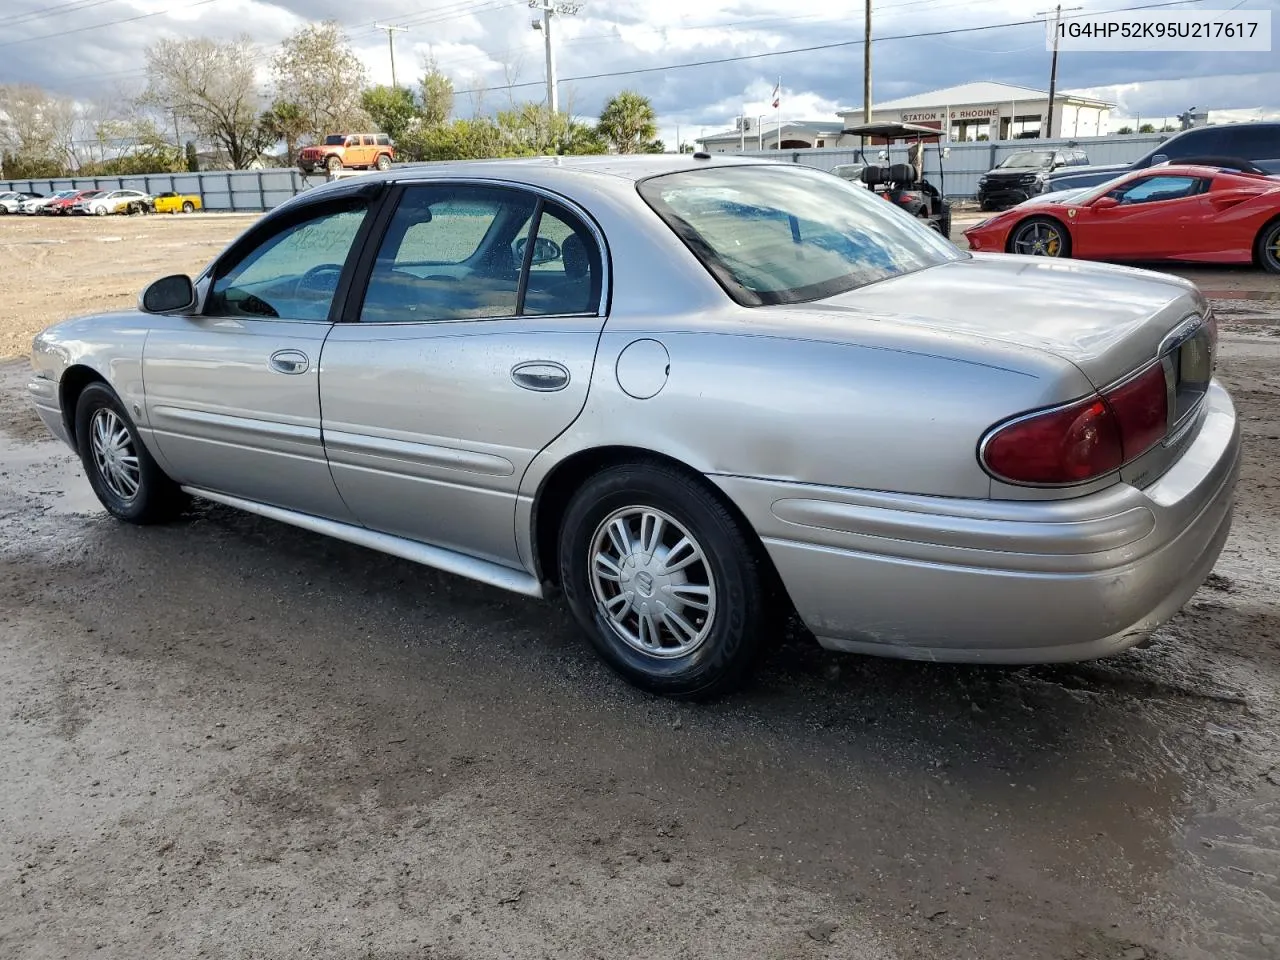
420,56,454,128
143,35,264,168
498,48,525,109
0,84,65,161
272,21,369,140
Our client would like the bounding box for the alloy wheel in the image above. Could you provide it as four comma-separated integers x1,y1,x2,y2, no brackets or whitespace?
90,408,140,501
1012,221,1065,257
588,506,717,659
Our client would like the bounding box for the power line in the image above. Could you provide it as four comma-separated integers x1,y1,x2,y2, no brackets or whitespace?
0,0,223,48
447,0,1215,97
0,0,122,27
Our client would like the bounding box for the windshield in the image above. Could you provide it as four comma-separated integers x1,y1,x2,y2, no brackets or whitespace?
323,135,346,145
997,151,1054,169
637,164,964,307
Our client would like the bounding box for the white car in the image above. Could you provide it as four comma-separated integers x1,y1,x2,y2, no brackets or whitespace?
22,190,76,215
0,191,43,214
74,189,152,216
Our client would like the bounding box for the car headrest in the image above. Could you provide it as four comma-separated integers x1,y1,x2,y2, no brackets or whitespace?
561,233,589,280
860,165,884,185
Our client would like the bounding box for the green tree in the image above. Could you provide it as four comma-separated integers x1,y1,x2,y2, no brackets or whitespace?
185,140,199,171
272,21,369,141
643,138,666,153
361,85,418,144
1115,125,1134,135
420,59,454,128
1138,123,1156,133
598,90,658,154
678,141,694,153
562,121,608,155
259,99,309,160
143,36,264,169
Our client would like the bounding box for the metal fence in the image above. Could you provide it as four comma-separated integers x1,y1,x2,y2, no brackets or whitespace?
747,132,1170,199
0,168,333,211
1,133,1172,208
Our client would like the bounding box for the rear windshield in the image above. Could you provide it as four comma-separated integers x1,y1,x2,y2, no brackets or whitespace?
637,164,964,306
998,151,1054,168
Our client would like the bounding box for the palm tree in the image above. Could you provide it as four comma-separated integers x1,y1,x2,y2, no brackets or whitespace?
597,91,657,154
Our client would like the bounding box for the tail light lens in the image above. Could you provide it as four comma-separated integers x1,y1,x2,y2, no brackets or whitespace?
981,362,1169,486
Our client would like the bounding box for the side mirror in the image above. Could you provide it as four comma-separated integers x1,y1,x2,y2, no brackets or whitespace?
140,274,196,313
514,236,562,266
1092,195,1120,210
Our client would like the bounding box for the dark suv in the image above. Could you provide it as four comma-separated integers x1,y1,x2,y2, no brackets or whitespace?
1041,122,1280,194
977,148,1089,210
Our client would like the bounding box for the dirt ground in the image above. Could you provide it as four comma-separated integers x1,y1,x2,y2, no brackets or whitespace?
1,212,1278,960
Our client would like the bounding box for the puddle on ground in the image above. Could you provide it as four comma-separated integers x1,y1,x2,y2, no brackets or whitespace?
0,431,103,516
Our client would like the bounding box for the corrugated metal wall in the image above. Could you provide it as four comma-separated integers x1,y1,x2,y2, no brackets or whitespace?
1,133,1171,207
0,169,332,211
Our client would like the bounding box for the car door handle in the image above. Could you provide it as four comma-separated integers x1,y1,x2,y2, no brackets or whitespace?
269,349,310,375
511,361,570,392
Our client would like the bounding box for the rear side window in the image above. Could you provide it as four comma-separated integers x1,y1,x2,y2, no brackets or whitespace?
1218,126,1280,160
362,136,375,146
376,134,391,146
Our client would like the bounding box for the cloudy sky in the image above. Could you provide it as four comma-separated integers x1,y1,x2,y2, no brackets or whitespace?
2,0,1278,147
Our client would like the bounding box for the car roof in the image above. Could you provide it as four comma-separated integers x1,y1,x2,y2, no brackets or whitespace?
381,153,777,183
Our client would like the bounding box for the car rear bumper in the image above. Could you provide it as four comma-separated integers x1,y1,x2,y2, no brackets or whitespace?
711,380,1240,664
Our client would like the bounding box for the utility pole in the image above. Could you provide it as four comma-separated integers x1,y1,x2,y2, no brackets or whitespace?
530,0,581,115
374,22,410,88
863,0,872,123
1036,5,1082,138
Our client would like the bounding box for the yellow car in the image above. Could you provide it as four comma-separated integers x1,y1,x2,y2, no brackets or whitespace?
152,192,202,214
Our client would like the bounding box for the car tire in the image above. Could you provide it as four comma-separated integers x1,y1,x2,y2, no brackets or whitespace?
376,154,392,171
558,461,771,699
1255,218,1280,275
75,382,188,524
182,201,195,213
94,205,108,216
327,156,342,172
1008,216,1071,258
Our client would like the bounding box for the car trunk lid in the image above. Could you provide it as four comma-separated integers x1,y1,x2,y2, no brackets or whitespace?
821,253,1210,390
814,253,1218,488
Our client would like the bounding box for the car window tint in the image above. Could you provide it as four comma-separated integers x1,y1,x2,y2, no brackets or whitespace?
206,206,367,321
639,165,963,307
1117,175,1201,204
359,184,537,323
1221,126,1280,158
520,204,601,317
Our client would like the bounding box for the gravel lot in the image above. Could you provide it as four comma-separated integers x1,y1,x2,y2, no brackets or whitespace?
1,212,1278,960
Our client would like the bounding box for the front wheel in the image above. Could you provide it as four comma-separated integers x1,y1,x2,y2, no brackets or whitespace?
1256,219,1280,275
182,200,195,213
94,205,108,216
558,462,771,699
327,155,343,172
75,383,188,524
1009,217,1071,258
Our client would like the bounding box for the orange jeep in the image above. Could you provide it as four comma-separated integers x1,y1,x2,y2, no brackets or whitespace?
298,133,395,174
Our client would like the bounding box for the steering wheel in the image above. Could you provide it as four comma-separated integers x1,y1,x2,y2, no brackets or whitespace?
293,263,344,300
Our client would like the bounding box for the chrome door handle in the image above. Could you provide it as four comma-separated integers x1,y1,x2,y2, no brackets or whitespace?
269,349,309,375
511,361,570,392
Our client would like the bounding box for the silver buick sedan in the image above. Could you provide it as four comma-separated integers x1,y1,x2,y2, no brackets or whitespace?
27,155,1240,698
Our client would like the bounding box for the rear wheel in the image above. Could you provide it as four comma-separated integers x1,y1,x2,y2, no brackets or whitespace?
1009,216,1071,258
558,462,771,699
94,205,108,216
375,154,392,171
182,200,195,213
1256,219,1280,275
75,383,187,524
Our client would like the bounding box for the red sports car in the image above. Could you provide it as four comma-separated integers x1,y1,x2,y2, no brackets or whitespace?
963,164,1280,274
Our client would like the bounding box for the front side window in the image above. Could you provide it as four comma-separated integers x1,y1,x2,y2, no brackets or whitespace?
207,203,368,321
1116,175,1203,204
638,165,964,307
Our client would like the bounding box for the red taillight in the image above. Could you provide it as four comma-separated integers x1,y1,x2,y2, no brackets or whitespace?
981,363,1169,486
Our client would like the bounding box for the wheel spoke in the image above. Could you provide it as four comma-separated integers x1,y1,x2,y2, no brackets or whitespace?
666,583,711,611
661,607,700,643
637,610,661,650
604,591,633,618
659,537,700,574
639,511,664,556
607,518,633,559
593,553,623,583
